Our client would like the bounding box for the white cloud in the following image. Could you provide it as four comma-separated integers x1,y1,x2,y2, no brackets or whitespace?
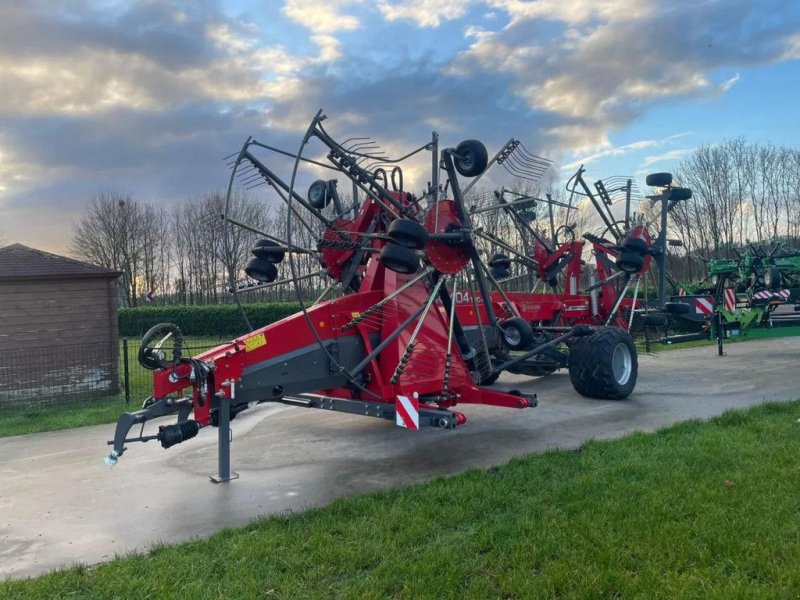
282,0,363,33
377,0,477,28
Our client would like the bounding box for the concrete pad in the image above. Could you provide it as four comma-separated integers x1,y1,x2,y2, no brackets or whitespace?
2,337,799,579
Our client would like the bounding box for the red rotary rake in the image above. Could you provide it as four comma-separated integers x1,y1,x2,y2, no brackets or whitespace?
105,112,649,478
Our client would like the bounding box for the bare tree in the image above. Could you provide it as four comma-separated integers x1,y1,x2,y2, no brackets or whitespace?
71,190,150,307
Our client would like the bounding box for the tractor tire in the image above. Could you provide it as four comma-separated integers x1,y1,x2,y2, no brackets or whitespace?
616,250,644,273
568,327,637,400
669,187,692,201
764,267,782,291
500,317,535,351
646,172,672,187
245,257,278,283
251,239,285,263
387,219,428,250
379,243,419,274
454,139,488,177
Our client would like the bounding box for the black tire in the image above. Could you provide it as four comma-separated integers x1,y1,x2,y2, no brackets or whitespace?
621,237,648,255
500,317,535,351
308,180,331,209
251,239,285,263
642,313,667,328
454,139,488,177
489,253,512,270
616,251,644,273
764,267,782,291
387,219,428,250
664,301,691,315
245,257,278,282
669,187,692,201
481,370,501,385
379,243,419,274
646,172,672,187
568,327,637,400
490,265,510,280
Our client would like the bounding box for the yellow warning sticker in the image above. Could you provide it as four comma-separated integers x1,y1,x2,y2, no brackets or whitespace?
244,332,267,352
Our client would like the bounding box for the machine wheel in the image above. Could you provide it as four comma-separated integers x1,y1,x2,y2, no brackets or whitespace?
664,301,691,315
379,243,419,274
669,187,692,201
622,237,647,255
453,139,488,177
481,370,501,385
616,251,644,273
764,267,782,291
252,239,285,263
500,317,534,351
387,219,428,249
646,172,672,187
568,327,637,400
308,179,332,209
245,257,278,282
641,313,667,328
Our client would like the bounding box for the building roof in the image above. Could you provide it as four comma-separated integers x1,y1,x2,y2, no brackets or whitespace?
0,244,122,281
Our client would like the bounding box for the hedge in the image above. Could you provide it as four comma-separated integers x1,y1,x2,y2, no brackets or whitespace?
118,303,301,338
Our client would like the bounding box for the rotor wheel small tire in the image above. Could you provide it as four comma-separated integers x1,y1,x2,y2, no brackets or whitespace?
489,253,512,270
481,370,501,385
664,301,691,315
568,327,637,400
764,267,782,291
646,172,673,187
642,313,667,328
245,257,278,283
616,250,644,273
622,237,647,256
387,219,429,250
669,187,692,201
379,243,419,274
252,239,285,263
308,180,332,209
500,317,535,351
454,139,488,177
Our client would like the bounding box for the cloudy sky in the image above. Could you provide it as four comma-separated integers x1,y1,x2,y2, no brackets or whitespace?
2,0,799,252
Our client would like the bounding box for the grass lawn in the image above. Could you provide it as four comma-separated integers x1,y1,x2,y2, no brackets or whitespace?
3,400,800,598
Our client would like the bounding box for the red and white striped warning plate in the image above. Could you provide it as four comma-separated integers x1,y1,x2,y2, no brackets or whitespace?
724,288,736,311
678,288,687,296
396,394,419,430
695,296,714,315
752,289,791,300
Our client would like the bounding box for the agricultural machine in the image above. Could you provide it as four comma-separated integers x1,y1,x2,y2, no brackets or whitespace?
105,113,650,477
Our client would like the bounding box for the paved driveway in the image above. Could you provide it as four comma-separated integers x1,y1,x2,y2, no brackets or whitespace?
2,336,799,579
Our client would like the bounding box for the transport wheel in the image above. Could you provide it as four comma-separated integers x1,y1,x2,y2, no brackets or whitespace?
568,327,637,400
500,317,535,351
454,139,488,177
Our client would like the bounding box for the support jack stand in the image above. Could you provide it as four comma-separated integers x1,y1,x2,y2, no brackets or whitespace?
210,382,239,484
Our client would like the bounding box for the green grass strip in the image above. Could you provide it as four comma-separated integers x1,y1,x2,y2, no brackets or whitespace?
3,400,800,598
